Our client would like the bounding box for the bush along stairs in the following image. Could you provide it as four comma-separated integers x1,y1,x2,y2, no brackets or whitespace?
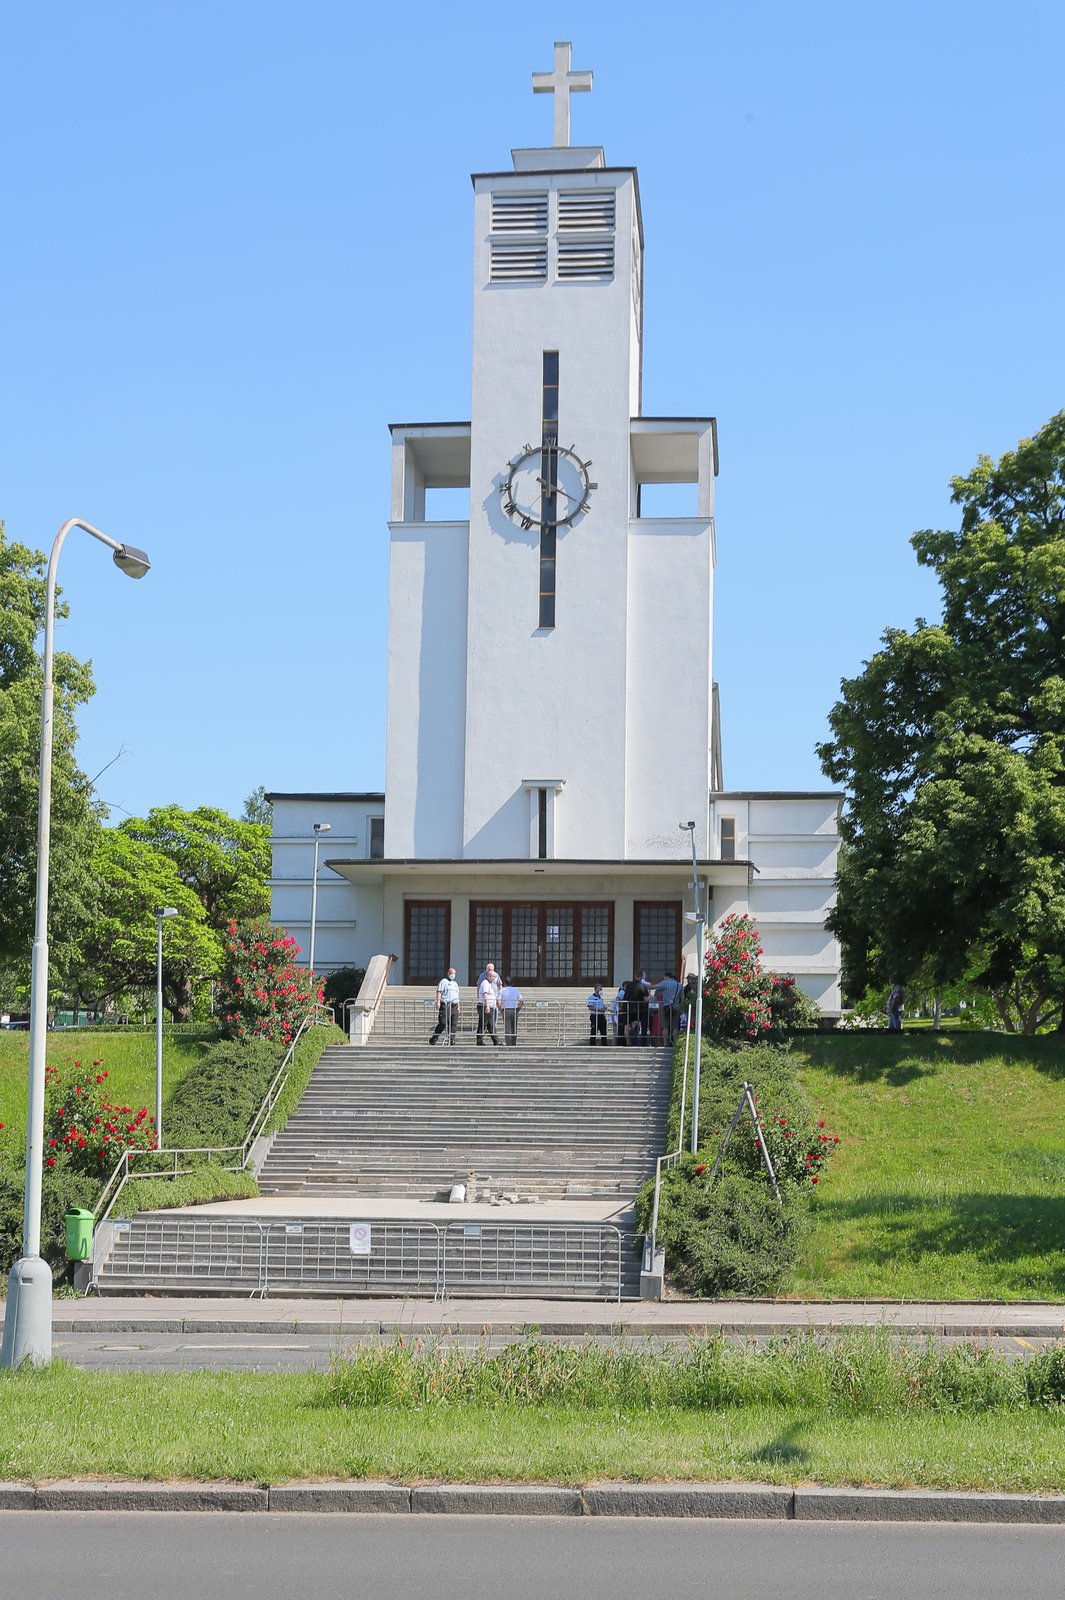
93,1034,674,1301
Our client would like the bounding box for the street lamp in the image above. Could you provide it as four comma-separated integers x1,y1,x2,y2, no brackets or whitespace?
307,822,331,979
154,908,179,1147
2,520,150,1369
681,821,705,1155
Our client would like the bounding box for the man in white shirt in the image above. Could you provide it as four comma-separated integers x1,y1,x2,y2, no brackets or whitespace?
476,962,503,1046
476,961,502,1046
499,978,524,1047
430,967,460,1046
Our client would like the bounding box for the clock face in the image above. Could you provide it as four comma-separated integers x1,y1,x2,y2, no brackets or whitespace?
501,445,596,529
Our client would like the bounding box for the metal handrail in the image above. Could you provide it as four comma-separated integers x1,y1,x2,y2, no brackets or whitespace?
647,1005,692,1257
92,1003,335,1228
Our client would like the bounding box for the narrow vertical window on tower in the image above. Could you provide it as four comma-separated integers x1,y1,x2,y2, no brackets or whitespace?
537,788,548,859
539,351,559,629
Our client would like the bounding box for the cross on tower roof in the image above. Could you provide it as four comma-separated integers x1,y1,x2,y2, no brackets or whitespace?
532,40,593,148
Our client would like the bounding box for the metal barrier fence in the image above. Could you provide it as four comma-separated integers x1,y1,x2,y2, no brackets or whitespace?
94,1216,626,1302
374,997,568,1047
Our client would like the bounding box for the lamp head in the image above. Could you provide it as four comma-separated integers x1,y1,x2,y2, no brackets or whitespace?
680,821,695,831
155,906,180,920
313,822,332,835
112,544,151,579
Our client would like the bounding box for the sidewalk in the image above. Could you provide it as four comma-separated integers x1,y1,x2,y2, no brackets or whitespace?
27,1296,1065,1337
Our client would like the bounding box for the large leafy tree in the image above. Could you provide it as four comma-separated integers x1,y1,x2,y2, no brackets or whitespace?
819,412,1065,1032
117,805,270,932
73,832,221,1021
0,521,102,978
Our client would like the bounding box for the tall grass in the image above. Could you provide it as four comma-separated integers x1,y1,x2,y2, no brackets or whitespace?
322,1332,1065,1415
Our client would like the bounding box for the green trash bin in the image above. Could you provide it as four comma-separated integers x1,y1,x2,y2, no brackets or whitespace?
64,1207,94,1261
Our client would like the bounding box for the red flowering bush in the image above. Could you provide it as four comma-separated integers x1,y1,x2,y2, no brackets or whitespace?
216,919,322,1045
43,1058,157,1178
701,915,820,1039
755,1112,841,1188
701,914,776,1039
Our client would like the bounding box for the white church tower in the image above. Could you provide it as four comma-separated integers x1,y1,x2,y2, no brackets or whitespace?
387,42,716,871
269,44,841,1011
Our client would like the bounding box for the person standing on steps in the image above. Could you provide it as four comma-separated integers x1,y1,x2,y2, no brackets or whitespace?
653,971,682,1046
477,963,502,1046
636,970,652,1045
619,975,645,1045
430,967,460,1046
587,983,609,1045
499,977,524,1047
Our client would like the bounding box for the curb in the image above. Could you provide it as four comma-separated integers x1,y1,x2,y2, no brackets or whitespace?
49,1317,1065,1338
2,1481,1064,1523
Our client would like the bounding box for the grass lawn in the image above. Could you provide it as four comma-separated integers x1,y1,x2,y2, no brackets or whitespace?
0,1362,1061,1491
0,1030,211,1152
787,1032,1065,1301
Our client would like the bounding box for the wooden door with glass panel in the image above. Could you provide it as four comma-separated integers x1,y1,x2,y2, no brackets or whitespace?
469,901,612,986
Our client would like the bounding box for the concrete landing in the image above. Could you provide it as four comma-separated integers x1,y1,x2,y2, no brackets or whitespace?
159,1196,635,1223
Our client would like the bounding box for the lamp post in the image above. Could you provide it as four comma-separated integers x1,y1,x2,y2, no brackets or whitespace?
307,822,331,979
153,908,179,1148
1,520,150,1369
681,821,705,1155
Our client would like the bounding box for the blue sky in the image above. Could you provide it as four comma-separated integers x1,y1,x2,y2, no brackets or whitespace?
2,1,1062,822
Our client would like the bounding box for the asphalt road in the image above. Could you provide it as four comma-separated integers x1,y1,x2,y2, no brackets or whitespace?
52,1328,1056,1372
1,1514,1063,1599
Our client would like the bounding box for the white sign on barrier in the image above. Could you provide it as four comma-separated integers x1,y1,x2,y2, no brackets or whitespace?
349,1222,372,1256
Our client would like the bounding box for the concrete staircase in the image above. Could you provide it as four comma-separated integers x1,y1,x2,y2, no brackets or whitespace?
258,1041,671,1200
93,1036,674,1301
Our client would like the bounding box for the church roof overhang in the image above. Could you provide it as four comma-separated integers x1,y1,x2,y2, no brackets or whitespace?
630,417,719,482
325,857,754,888
266,791,385,803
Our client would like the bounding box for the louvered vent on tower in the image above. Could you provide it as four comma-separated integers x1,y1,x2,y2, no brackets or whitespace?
558,191,616,232
491,192,549,234
557,238,615,281
490,240,548,282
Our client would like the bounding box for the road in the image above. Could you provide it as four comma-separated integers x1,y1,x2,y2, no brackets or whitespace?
0,1514,1062,1599
52,1327,1057,1372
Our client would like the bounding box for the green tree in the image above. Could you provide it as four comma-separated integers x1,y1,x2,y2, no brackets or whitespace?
118,805,270,932
241,785,272,827
73,831,221,1021
0,521,102,976
819,412,1065,1032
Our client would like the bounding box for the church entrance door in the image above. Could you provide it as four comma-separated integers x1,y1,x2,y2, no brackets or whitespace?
469,901,612,987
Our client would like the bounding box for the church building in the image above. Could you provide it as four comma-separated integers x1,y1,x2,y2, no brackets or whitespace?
268,44,842,1015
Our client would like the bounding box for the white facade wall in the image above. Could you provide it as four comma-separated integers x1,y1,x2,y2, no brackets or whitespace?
709,793,842,1015
462,170,643,860
268,796,385,973
384,522,469,858
624,519,713,855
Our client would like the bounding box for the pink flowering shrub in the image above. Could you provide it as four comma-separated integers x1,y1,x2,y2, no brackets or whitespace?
217,919,322,1044
701,914,819,1040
